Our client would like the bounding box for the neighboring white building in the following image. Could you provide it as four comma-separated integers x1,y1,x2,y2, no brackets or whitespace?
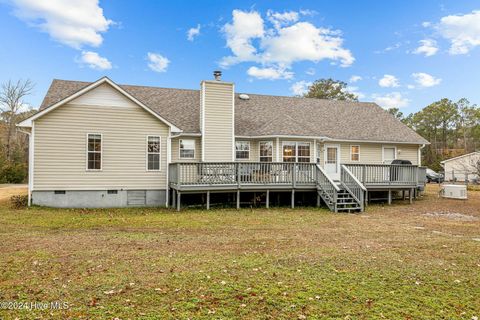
441,152,480,182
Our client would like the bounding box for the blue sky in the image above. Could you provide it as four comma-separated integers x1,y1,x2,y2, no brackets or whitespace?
1,1,479,114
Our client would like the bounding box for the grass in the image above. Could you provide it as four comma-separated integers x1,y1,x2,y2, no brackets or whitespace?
0,185,479,319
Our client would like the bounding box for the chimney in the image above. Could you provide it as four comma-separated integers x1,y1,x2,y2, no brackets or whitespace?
200,72,235,161
213,70,222,81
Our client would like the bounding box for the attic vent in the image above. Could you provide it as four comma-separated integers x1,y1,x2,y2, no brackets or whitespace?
239,94,250,100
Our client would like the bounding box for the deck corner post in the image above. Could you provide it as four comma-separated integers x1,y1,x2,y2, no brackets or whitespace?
236,190,240,209
237,163,241,187
291,189,295,209
206,191,210,210
176,191,181,211
266,190,270,209
409,188,413,204
388,189,392,205
292,163,297,188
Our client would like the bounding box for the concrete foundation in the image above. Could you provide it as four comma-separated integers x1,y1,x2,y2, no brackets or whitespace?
32,190,166,208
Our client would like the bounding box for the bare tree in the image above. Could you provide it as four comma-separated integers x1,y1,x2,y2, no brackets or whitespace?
0,79,34,161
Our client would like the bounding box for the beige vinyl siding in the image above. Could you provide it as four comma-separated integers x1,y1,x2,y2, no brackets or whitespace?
33,85,169,190
202,81,234,162
335,143,419,165
171,137,202,162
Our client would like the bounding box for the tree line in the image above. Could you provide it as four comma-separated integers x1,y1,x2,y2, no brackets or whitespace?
304,79,480,171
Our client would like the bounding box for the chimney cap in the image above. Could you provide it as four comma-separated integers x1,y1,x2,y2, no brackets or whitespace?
213,70,222,81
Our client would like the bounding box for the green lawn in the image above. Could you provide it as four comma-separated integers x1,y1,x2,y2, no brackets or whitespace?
0,185,479,319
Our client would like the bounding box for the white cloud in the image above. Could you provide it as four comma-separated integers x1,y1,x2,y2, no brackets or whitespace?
413,39,439,57
10,0,112,49
407,84,415,89
346,86,365,99
378,74,399,88
78,51,112,70
373,92,410,109
147,52,170,73
267,10,299,29
437,10,480,54
411,72,441,87
220,9,354,77
187,24,201,41
422,21,432,28
305,68,315,75
349,75,362,83
290,80,312,95
247,66,293,80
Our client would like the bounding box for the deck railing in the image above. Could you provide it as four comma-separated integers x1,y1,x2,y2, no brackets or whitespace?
344,164,418,186
169,162,317,187
340,165,367,211
315,164,340,211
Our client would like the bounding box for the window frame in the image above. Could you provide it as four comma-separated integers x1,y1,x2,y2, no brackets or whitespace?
350,145,360,162
146,135,162,171
179,139,196,159
282,141,311,163
86,133,103,171
259,141,273,162
382,145,397,163
235,141,250,160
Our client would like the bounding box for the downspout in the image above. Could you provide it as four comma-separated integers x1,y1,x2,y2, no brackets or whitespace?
165,127,171,207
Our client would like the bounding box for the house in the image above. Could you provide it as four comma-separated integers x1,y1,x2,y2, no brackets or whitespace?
18,73,429,212
441,152,480,182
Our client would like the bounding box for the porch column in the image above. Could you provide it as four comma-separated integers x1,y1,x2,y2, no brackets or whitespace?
266,190,270,209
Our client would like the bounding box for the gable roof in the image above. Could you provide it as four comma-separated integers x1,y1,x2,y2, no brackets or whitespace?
441,151,480,164
31,78,428,145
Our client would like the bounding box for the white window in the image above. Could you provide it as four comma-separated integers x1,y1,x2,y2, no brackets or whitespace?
259,141,273,162
235,141,250,160
147,136,161,171
282,142,310,163
87,133,102,170
179,139,195,159
350,145,360,161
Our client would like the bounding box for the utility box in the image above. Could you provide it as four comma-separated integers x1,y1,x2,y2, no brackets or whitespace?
440,184,467,200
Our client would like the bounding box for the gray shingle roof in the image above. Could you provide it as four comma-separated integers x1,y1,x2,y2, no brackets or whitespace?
39,79,428,144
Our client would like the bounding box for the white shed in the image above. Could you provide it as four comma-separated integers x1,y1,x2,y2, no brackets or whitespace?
441,152,480,182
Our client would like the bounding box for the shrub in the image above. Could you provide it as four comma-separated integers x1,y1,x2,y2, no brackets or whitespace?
0,163,27,183
11,194,28,209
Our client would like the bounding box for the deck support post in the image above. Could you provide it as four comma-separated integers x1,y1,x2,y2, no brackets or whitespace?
409,188,413,204
236,190,240,209
316,192,321,207
266,190,270,209
176,191,181,211
402,190,405,200
172,190,176,208
206,191,210,210
388,189,392,205
291,190,295,209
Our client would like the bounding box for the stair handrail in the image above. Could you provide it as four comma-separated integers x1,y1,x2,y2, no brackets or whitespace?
315,164,340,191
340,164,366,211
315,164,340,212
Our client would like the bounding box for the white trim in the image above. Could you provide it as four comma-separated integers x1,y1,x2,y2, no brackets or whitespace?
231,83,235,162
235,140,250,160
178,138,196,159
440,151,480,164
258,141,273,162
313,140,317,163
18,77,182,132
382,145,397,163
281,141,312,163
324,144,341,177
349,145,361,162
201,81,206,162
275,137,280,162
86,133,103,171
28,122,34,206
234,135,427,145
172,132,202,137
166,128,171,207
146,135,162,171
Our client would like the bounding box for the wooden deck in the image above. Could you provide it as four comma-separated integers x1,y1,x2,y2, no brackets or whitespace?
168,162,426,211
